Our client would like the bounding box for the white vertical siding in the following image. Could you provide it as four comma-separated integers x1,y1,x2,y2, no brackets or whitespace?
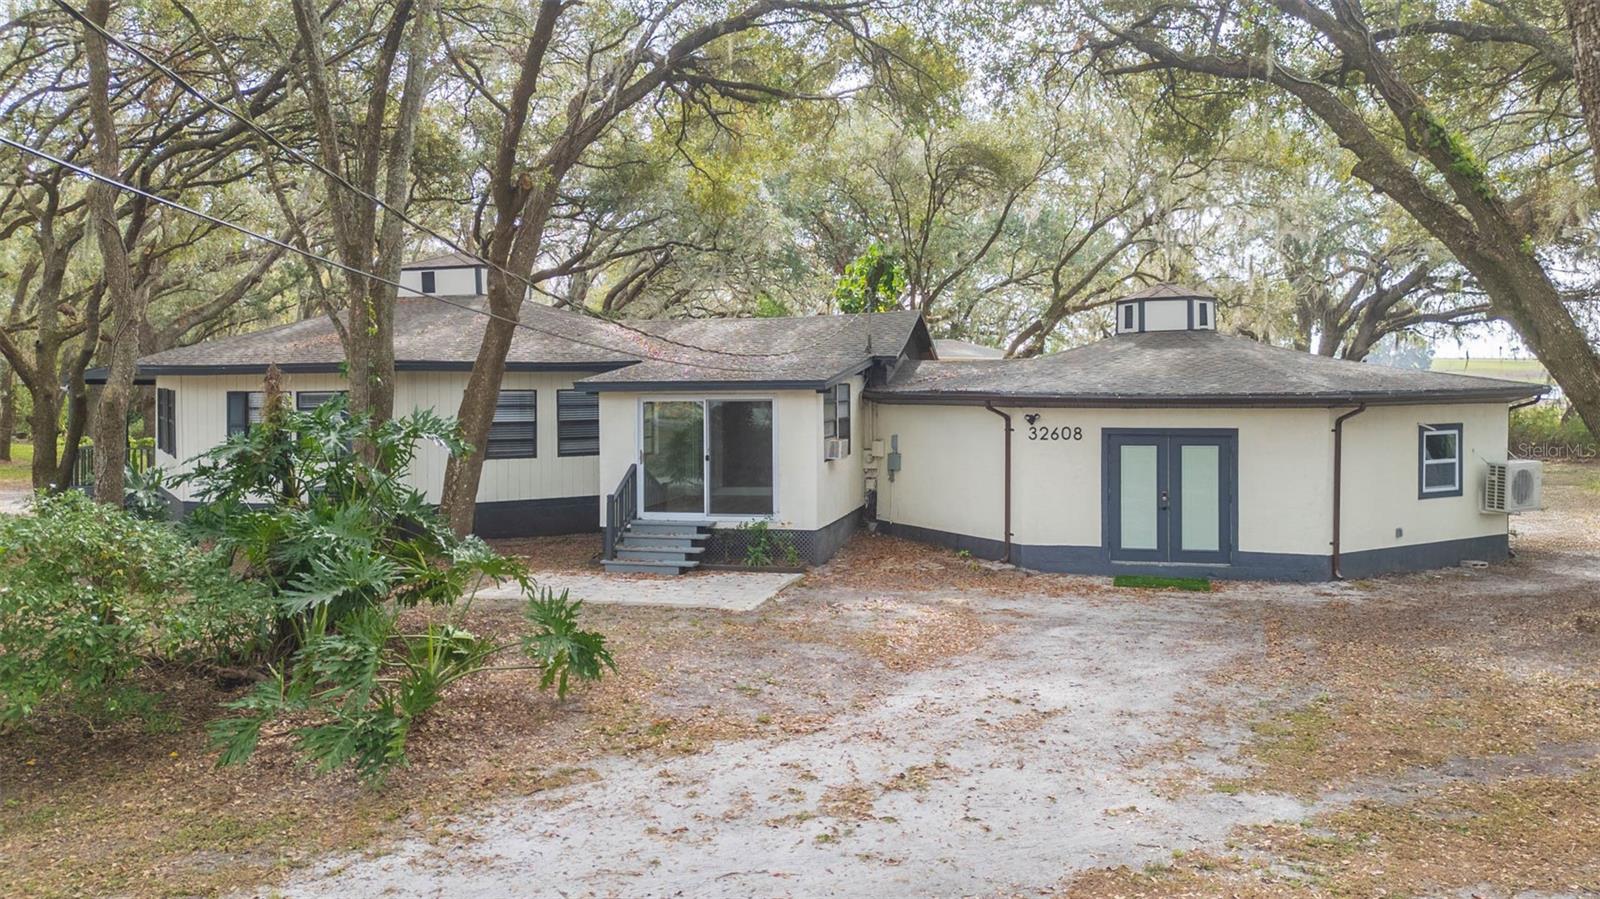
155,370,602,505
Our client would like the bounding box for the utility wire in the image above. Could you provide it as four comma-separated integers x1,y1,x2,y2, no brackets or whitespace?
52,0,816,361
0,134,785,375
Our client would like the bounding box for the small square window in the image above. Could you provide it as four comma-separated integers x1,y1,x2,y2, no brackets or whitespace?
1419,424,1462,498
1198,302,1209,327
1122,304,1135,331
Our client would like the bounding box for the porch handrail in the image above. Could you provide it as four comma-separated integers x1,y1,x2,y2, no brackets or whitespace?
603,463,638,560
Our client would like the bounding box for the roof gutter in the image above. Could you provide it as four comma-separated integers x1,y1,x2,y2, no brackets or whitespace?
863,388,1545,408
1331,404,1368,580
984,403,1013,564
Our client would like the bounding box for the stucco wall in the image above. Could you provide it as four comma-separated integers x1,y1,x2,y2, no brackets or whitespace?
871,401,1511,562
155,370,602,505
596,387,848,531
1337,402,1509,554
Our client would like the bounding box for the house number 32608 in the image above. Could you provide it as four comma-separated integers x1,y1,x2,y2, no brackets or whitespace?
1026,423,1082,441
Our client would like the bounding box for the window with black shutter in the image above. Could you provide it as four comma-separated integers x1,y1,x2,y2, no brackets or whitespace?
156,388,176,455
295,390,346,412
226,391,266,437
557,389,599,456
486,390,536,459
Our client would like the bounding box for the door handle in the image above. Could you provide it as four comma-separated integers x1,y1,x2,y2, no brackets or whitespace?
1159,489,1169,510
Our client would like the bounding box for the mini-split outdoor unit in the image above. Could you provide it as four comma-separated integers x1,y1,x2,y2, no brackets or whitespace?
824,437,848,461
1483,460,1543,513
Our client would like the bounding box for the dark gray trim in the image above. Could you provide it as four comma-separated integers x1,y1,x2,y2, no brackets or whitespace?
400,262,485,272
472,495,599,538
1186,298,1194,330
1136,299,1147,333
474,266,483,295
875,521,1508,582
585,378,837,393
1418,421,1465,499
135,361,628,377
1337,533,1508,578
863,388,1542,408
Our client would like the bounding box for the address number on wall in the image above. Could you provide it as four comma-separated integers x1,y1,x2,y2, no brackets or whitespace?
1030,419,1081,441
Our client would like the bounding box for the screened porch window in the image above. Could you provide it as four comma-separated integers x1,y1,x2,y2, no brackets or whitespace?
1419,423,1463,498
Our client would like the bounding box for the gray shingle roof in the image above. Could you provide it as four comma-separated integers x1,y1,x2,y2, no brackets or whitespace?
134,298,929,388
578,311,929,389
868,330,1543,406
402,251,482,269
136,297,637,373
1120,282,1215,300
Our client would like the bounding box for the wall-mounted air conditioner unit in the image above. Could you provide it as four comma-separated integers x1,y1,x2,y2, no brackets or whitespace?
824,437,847,461
1483,460,1542,513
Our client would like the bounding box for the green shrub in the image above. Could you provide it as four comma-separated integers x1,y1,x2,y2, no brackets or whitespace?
0,491,271,731
1510,402,1597,458
181,382,614,780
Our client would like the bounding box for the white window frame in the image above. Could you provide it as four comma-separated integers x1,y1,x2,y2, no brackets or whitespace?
1418,423,1463,498
823,382,851,458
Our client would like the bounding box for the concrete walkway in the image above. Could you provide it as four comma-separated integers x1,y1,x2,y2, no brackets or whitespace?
471,569,803,612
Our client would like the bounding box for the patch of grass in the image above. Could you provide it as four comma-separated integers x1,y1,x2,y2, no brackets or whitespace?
1113,574,1212,592
0,442,33,487
1431,357,1550,383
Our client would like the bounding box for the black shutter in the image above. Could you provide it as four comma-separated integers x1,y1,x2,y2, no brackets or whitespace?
557,389,600,456
421,270,436,293
486,390,537,459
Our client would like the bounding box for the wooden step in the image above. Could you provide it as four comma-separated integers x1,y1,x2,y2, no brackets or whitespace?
615,546,707,562
620,534,706,549
601,559,700,575
626,521,712,537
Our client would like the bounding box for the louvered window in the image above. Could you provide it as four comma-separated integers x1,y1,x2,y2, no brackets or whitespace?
487,390,537,459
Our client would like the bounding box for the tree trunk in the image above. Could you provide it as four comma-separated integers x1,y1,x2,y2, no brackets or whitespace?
0,364,13,461
1566,0,1600,186
85,0,141,504
439,268,527,535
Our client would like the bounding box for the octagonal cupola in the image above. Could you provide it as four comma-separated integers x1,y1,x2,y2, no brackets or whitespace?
1113,283,1217,335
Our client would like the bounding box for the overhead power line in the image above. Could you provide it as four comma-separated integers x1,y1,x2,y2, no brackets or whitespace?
0,133,784,375
52,0,816,361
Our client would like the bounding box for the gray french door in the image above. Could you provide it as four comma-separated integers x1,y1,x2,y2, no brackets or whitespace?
1107,431,1234,564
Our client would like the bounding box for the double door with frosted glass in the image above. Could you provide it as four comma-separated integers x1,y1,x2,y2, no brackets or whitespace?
1106,431,1234,564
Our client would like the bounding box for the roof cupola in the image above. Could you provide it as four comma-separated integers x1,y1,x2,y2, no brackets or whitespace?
1113,283,1217,335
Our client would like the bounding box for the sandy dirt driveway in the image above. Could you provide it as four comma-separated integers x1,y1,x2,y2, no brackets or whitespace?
273,467,1600,898
275,585,1334,897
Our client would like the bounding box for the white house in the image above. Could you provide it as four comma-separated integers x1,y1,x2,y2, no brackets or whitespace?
123,269,1542,581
